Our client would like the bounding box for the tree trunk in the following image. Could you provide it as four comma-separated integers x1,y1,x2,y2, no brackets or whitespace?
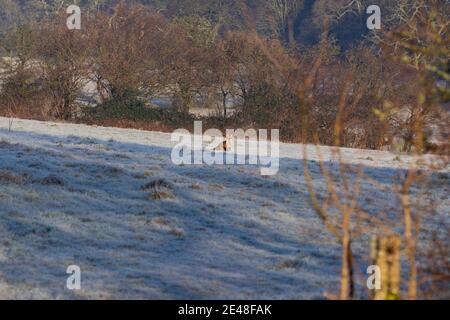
222,89,227,119
402,193,417,300
340,209,354,300
370,235,401,300
287,16,295,47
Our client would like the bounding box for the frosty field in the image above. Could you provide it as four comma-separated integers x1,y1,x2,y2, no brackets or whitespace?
0,117,448,299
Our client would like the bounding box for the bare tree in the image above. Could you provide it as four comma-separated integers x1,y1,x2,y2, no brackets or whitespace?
87,3,167,104
34,14,91,119
158,16,217,113
269,0,304,46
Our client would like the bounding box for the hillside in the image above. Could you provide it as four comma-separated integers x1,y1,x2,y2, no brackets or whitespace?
0,117,448,299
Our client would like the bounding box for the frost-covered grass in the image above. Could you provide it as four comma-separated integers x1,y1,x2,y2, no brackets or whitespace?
0,117,448,299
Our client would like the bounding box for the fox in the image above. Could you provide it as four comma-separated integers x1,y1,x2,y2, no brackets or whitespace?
215,133,234,152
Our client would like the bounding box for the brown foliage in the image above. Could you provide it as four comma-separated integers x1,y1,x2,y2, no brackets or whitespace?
86,3,167,102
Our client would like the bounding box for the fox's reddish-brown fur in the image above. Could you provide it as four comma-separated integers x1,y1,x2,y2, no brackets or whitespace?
215,134,233,152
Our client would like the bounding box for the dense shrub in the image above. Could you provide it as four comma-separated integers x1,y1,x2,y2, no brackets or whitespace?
85,95,158,122
83,93,199,132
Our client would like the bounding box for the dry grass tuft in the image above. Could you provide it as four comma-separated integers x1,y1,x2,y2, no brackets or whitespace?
0,170,27,184
141,179,175,200
37,175,65,186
